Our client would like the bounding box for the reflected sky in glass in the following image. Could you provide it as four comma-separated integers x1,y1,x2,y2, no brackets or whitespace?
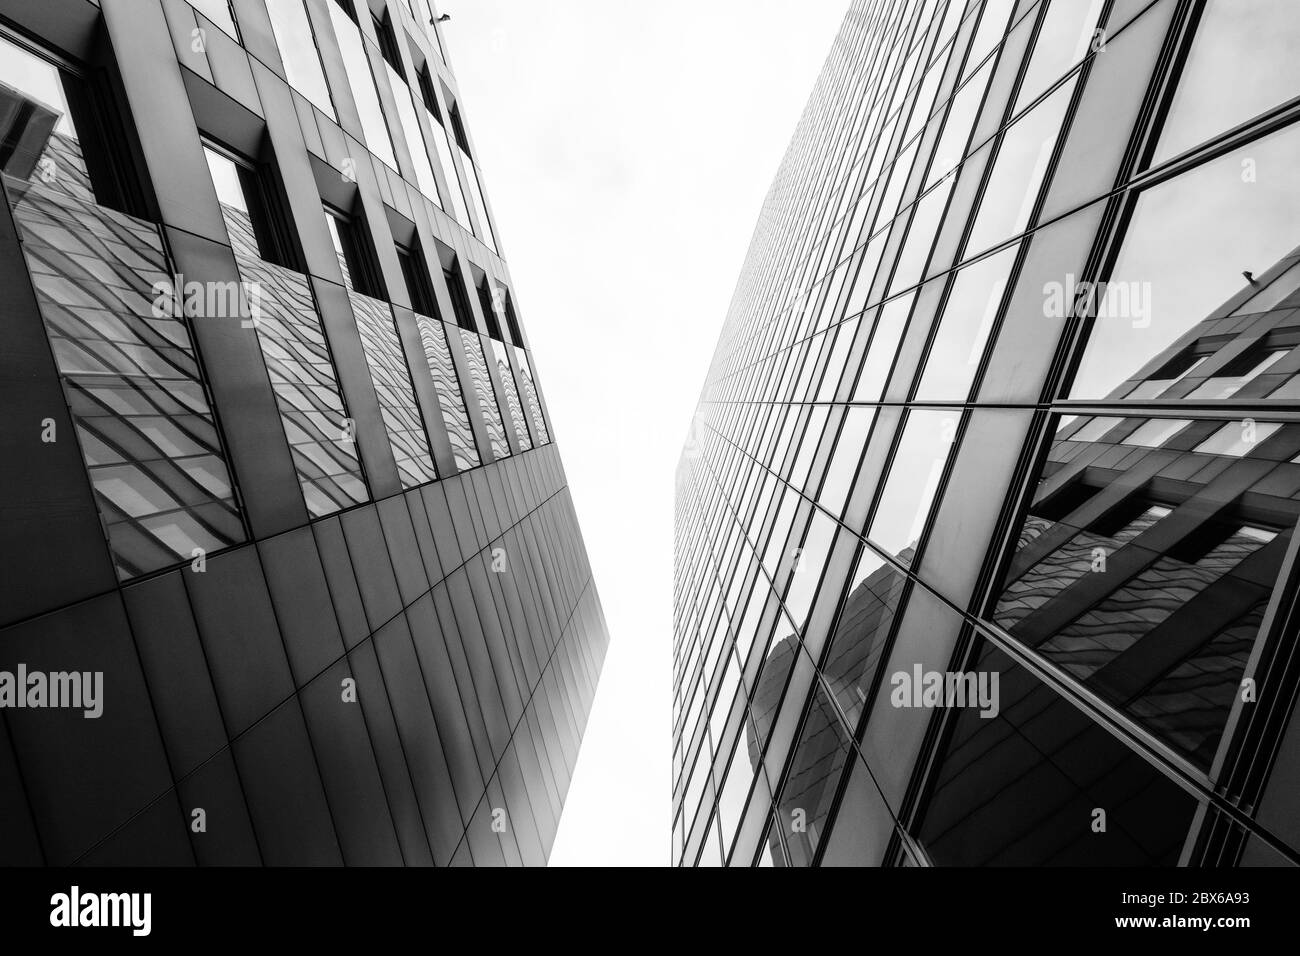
1071,124,1300,399
1152,0,1300,165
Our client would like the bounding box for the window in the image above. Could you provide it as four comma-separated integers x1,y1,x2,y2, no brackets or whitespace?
497,285,524,345
448,103,470,152
0,33,137,213
373,10,405,79
418,67,471,225
914,243,1018,400
415,309,480,472
327,0,398,170
991,413,1300,768
323,206,385,299
1066,416,1123,443
265,0,335,118
962,76,1074,257
476,280,504,340
459,327,510,460
1070,124,1300,399
1123,350,1209,400
203,143,295,267
384,63,440,203
917,642,1198,864
460,148,498,253
397,243,438,317
352,293,438,489
514,347,549,444
2,36,247,579
1152,0,1300,165
186,0,239,40
442,260,477,331
866,408,962,563
428,84,497,250
1121,418,1192,448
1012,0,1104,113
1194,421,1283,457
1184,348,1289,400
490,337,531,451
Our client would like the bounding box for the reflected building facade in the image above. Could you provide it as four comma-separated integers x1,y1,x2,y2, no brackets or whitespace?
0,0,606,865
674,0,1300,866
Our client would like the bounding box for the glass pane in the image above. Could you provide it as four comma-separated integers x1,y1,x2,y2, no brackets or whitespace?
187,0,238,39
266,0,335,118
490,338,531,452
914,242,1018,400
819,407,876,517
777,679,855,866
821,545,908,729
1194,421,1282,457
962,77,1074,257
851,291,914,401
236,253,369,516
925,55,991,189
1183,349,1288,400
385,63,440,203
991,413,1299,769
918,642,1199,864
1013,0,1104,113
867,408,961,563
461,150,499,253
416,314,480,471
962,0,1017,80
514,348,550,444
1070,124,1300,399
1152,0,1300,165
6,128,248,578
459,328,510,459
1120,417,1191,448
328,1,398,169
0,36,95,202
351,292,437,487
428,107,472,225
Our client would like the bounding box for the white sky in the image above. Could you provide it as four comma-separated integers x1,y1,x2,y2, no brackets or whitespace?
438,0,848,866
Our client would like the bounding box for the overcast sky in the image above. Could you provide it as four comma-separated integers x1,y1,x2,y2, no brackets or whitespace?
437,0,848,866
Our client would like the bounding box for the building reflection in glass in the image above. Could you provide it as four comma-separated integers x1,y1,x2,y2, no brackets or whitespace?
491,338,532,452
416,313,480,472
3,50,246,579
515,346,550,445
350,290,438,488
459,328,510,460
218,200,371,517
994,253,1300,770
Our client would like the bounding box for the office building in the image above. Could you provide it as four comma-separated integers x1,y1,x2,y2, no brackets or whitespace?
0,0,607,865
674,0,1300,866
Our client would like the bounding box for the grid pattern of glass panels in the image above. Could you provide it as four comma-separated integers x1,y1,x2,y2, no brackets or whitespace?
673,0,1300,868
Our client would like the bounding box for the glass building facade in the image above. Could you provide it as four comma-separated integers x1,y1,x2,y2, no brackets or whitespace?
0,0,606,865
674,0,1300,866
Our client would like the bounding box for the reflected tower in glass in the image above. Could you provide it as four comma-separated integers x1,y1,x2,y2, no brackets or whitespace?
674,0,1300,867
0,0,606,865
